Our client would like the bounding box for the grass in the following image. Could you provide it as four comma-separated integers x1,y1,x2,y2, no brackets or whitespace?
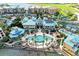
37,3,79,16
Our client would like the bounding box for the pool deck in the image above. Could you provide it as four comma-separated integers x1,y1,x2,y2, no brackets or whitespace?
22,31,55,48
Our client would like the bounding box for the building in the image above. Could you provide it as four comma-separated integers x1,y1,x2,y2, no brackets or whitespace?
0,27,5,40
66,24,78,32
21,16,36,29
21,16,57,30
59,29,72,36
5,19,13,26
0,5,26,15
62,35,79,56
59,29,79,55
43,19,57,30
36,17,43,28
28,6,59,14
9,27,25,39
5,17,16,26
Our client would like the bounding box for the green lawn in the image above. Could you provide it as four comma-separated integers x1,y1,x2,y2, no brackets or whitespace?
37,3,79,16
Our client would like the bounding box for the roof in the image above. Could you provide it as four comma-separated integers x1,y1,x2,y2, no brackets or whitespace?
21,17,36,25
64,35,79,52
43,17,48,20
31,17,37,21
5,19,13,26
60,28,79,51
59,29,79,52
21,17,28,23
66,24,79,31
59,29,72,36
43,20,57,26
23,20,36,25
5,17,16,26
36,17,43,23
9,27,25,38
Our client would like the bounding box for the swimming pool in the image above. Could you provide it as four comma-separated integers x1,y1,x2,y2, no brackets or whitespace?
28,35,52,43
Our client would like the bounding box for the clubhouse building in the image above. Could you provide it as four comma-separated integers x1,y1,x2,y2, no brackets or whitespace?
21,16,57,30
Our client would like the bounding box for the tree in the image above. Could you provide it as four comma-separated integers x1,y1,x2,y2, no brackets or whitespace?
57,39,61,45
34,34,36,37
46,38,48,41
43,33,45,37
42,40,45,46
67,11,74,19
54,11,60,16
68,12,73,17
32,38,34,41
70,15,78,21
61,36,67,45
1,36,9,42
4,26,11,37
0,43,5,48
10,17,23,28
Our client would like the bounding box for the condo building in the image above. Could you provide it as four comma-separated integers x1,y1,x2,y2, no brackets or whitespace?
0,5,26,15
62,35,79,56
28,6,59,14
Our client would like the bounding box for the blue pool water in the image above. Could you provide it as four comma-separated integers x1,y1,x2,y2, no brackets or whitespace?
34,35,46,42
28,35,52,43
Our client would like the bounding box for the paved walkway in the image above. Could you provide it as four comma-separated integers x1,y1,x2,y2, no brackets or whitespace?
5,41,20,46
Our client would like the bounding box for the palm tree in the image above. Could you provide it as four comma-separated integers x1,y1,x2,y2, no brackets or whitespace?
34,40,37,48
45,38,48,45
34,34,36,37
51,38,53,42
32,38,34,42
42,40,45,49
62,36,67,45
60,36,67,50
32,38,34,41
43,33,45,37
42,40,44,44
46,38,48,41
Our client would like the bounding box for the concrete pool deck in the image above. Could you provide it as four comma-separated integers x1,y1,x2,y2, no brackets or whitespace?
21,29,55,49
